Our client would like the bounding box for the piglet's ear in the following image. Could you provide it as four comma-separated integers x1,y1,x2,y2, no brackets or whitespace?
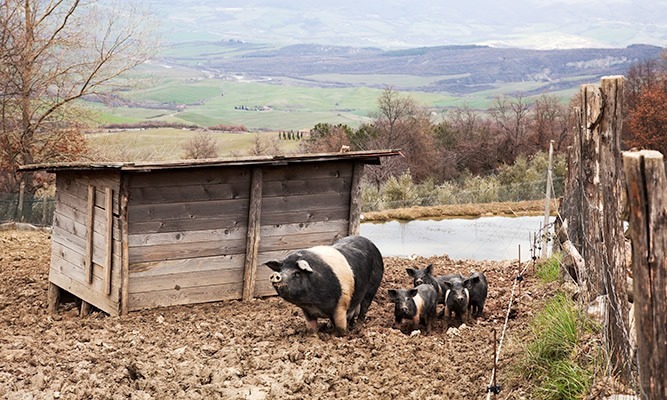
425,264,433,274
406,268,416,277
388,289,398,301
265,260,282,272
296,259,313,272
408,288,419,297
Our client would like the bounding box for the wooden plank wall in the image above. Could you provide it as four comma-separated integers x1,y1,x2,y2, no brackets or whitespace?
254,161,353,296
50,171,122,315
124,161,355,310
126,166,252,311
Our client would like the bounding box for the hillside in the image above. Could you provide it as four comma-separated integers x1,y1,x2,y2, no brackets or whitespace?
162,42,663,94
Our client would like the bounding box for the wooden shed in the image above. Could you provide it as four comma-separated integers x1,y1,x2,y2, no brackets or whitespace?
20,150,400,316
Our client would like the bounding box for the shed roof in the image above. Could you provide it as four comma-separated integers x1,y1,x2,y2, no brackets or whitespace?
19,149,402,173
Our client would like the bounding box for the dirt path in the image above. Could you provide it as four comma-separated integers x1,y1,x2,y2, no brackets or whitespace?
0,230,556,399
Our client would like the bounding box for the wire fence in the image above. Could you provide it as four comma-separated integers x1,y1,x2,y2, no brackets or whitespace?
0,193,56,227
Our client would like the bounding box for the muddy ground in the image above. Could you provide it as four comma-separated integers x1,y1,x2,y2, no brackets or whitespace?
0,229,561,400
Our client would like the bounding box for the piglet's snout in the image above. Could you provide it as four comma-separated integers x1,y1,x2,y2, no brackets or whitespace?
270,272,282,284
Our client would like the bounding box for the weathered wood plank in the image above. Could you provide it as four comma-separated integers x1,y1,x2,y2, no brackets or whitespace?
47,283,61,314
128,198,249,222
56,172,120,214
259,230,346,252
262,177,351,198
348,162,364,235
52,219,122,268
129,238,247,264
128,282,243,311
54,199,121,236
104,187,113,295
262,162,353,181
50,253,120,302
49,270,119,316
120,180,130,316
261,192,350,212
129,181,251,205
85,185,95,284
129,267,244,294
128,226,246,247
259,220,348,237
243,168,263,301
51,240,121,286
129,254,245,277
129,215,249,235
623,150,667,400
260,208,349,226
129,167,251,188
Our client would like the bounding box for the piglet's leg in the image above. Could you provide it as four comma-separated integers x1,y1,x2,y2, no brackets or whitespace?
303,311,318,333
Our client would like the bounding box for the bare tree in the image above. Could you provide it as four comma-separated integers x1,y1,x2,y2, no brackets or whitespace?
182,132,219,159
531,94,573,152
489,94,531,164
248,132,280,156
0,0,158,192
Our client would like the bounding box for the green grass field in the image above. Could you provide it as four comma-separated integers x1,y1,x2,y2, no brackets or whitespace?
86,128,302,162
82,62,588,132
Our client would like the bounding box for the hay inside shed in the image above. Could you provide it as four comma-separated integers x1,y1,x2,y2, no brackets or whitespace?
20,150,400,315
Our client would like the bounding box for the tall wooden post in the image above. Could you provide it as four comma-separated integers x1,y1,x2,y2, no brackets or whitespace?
573,76,632,381
623,150,667,400
348,162,364,236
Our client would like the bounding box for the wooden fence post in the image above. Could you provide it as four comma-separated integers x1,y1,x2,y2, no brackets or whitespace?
561,76,632,382
623,150,667,400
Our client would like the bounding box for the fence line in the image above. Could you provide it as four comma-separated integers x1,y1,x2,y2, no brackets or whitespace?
0,192,55,227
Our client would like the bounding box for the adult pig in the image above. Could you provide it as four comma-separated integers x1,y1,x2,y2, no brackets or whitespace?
265,235,384,336
388,284,438,333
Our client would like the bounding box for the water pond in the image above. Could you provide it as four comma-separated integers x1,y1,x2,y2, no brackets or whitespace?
360,215,555,261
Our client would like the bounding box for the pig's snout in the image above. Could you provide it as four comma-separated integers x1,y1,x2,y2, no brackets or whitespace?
270,272,282,284
415,278,424,285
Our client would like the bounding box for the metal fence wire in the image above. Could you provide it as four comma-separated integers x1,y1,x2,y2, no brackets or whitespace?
0,193,56,227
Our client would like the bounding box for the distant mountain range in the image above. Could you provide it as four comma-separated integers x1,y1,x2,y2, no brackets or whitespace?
143,0,667,50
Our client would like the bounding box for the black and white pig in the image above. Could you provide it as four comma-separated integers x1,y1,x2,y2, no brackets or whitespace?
265,235,384,336
466,271,488,318
442,275,470,324
388,284,438,333
406,264,462,316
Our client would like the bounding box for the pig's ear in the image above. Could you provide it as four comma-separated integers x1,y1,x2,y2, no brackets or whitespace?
408,288,419,297
442,280,453,290
464,276,479,288
296,259,313,273
425,264,433,274
387,289,398,301
264,260,282,271
406,268,416,277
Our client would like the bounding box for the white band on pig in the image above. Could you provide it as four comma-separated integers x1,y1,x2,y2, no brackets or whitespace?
297,259,313,272
308,246,355,331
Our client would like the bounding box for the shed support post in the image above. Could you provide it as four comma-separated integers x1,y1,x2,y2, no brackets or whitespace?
104,187,113,295
47,282,60,314
120,179,130,315
243,168,263,301
348,162,364,236
85,185,96,284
